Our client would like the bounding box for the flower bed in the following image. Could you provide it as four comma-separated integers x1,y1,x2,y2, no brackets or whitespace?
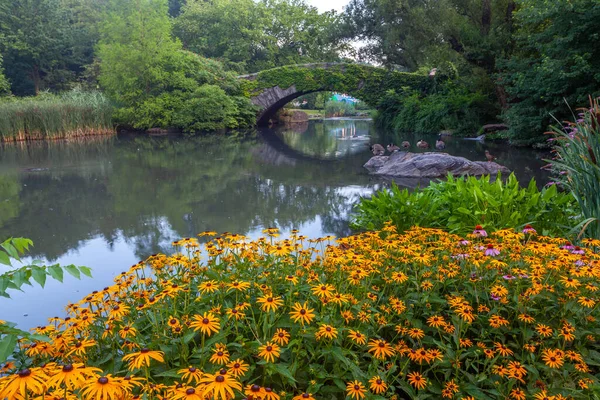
1,226,600,399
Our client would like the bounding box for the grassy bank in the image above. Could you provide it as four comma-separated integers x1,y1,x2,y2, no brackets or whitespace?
0,90,114,142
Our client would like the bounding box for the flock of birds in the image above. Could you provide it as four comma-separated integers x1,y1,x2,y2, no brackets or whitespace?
370,139,498,162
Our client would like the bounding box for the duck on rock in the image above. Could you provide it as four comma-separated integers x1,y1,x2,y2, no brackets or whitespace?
401,141,410,149
387,144,401,153
417,140,429,149
370,144,385,156
435,138,445,150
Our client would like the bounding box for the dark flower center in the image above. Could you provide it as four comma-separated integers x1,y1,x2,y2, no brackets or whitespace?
216,375,225,383
217,351,224,356
354,385,360,390
98,377,109,384
251,384,261,392
376,379,382,384
266,346,273,351
170,319,177,324
202,318,210,324
267,297,273,302
300,309,306,315
326,327,331,332
234,363,240,368
302,394,310,398
186,388,195,394
219,369,227,375
62,364,74,372
265,388,272,392
378,342,385,347
141,348,149,353
18,369,31,377
189,367,197,372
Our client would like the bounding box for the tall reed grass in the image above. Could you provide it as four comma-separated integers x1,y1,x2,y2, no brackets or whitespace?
548,96,600,239
0,89,114,141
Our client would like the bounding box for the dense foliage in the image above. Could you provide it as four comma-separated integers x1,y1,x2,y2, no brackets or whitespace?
0,90,113,141
498,0,600,145
547,98,600,239
174,0,349,73
2,227,600,399
97,0,255,131
351,173,581,238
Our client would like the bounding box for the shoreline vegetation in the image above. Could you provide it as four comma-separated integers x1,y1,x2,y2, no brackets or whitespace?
0,90,114,142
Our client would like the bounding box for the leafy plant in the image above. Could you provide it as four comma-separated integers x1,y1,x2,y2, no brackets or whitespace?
547,97,600,238
351,173,582,237
0,237,92,362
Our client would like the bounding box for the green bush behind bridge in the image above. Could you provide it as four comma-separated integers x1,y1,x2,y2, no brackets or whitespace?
240,63,431,108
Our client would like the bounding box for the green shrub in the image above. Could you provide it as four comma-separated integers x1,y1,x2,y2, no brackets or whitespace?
351,173,581,237
547,98,600,238
0,89,113,141
324,100,357,117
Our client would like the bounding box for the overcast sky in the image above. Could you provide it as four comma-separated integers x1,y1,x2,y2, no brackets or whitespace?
306,0,349,13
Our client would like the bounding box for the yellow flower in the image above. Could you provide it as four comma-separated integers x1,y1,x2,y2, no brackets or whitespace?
257,295,284,312
227,359,249,377
80,374,124,400
348,329,367,345
47,363,101,391
367,339,395,360
272,328,291,346
122,348,165,370
190,312,221,336
346,380,366,399
258,342,281,363
368,376,387,394
315,324,338,340
289,302,315,325
178,366,204,384
200,370,242,400
0,368,47,398
407,371,427,390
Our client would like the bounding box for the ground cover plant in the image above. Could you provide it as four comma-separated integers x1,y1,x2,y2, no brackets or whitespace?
351,173,581,238
2,225,600,399
0,90,114,142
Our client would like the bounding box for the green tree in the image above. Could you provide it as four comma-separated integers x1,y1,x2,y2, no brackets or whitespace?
0,0,99,95
499,0,600,145
0,54,10,95
174,0,348,73
97,0,254,130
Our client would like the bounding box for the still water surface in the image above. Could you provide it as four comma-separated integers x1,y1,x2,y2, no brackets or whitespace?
0,119,550,328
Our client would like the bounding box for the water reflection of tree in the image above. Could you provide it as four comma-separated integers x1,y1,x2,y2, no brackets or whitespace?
0,133,379,261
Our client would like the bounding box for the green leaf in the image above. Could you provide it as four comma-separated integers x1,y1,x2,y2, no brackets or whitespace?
79,266,93,278
274,363,297,387
31,267,47,288
0,334,17,363
47,265,64,283
65,265,81,280
0,251,11,266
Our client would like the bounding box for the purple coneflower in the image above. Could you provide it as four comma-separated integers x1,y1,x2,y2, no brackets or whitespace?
522,224,536,235
571,246,585,255
484,244,500,256
473,225,487,237
502,275,516,280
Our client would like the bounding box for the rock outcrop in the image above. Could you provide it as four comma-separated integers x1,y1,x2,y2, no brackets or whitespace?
364,151,510,178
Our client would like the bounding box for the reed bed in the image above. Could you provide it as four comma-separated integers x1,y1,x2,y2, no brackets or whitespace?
548,97,600,239
0,90,114,141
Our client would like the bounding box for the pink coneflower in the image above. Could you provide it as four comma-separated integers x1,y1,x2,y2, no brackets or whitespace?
484,244,500,256
459,240,470,246
473,225,487,237
522,224,536,235
452,253,469,259
502,275,516,280
571,246,585,255
561,243,575,250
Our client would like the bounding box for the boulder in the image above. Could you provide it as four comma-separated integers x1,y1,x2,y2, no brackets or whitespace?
364,151,510,178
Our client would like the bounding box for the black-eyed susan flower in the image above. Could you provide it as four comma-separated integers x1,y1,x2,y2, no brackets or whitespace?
226,359,249,377
258,342,281,363
245,384,266,398
257,295,284,312
292,393,316,400
272,329,290,346
535,324,553,338
346,380,366,399
315,324,338,341
367,339,395,360
200,370,242,400
172,386,207,399
289,302,315,325
47,363,101,391
80,374,124,400
178,366,203,384
122,348,165,370
0,368,47,398
264,387,281,400
407,371,427,390
541,349,564,368
368,376,387,394
347,329,367,345
210,347,230,365
190,312,220,336
199,280,219,294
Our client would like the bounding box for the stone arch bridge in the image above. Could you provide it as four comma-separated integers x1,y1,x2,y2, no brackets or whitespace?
238,63,431,125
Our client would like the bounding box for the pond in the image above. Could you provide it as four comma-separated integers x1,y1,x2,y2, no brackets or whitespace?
0,118,551,329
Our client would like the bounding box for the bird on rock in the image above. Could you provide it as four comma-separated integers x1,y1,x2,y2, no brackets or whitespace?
370,144,385,156
417,140,429,149
485,150,497,162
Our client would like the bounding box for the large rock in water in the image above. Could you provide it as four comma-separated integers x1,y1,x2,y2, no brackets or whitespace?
364,151,510,178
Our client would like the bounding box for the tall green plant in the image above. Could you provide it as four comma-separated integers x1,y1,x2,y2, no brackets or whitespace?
351,173,581,237
0,237,92,362
547,98,600,238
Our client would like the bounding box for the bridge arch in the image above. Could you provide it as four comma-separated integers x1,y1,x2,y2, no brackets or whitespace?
239,63,431,125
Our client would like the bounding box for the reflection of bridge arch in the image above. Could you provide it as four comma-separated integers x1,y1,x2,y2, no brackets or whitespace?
238,63,430,125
